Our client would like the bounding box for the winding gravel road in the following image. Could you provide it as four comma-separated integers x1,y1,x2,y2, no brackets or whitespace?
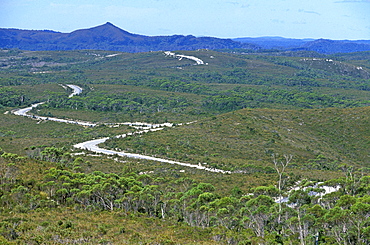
12,84,231,174
12,85,96,127
66,84,83,98
74,127,231,174
164,51,205,65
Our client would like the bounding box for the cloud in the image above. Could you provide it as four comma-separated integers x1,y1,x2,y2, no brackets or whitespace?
335,0,370,3
292,21,307,25
49,3,99,15
298,9,321,15
271,19,285,24
226,1,239,5
103,5,159,19
50,3,74,7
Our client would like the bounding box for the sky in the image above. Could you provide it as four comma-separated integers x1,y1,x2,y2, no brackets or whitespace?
1,0,370,40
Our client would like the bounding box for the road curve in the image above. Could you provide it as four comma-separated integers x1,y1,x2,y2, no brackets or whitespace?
66,84,83,98
12,85,96,126
73,128,231,174
12,84,231,174
13,102,45,116
164,51,205,65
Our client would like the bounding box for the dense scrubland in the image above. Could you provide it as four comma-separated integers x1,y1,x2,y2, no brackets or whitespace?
0,48,369,244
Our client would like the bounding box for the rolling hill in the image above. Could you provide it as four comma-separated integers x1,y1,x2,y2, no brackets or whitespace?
1,48,370,171
0,22,259,52
102,106,370,172
1,22,370,54
0,48,369,244
233,36,314,49
235,37,370,54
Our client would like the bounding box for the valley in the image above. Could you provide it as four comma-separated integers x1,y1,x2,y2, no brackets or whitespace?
12,83,230,173
0,48,369,244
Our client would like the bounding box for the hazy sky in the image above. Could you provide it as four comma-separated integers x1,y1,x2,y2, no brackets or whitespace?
1,0,370,40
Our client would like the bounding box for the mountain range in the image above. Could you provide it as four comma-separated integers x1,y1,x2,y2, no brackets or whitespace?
1,22,370,54
235,37,370,54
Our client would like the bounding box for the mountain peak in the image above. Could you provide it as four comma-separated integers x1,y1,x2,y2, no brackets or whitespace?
94,22,120,30
102,22,117,28
88,22,137,37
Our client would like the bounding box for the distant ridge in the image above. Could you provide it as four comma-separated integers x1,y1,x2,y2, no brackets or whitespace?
298,39,370,54
234,36,370,54
1,23,370,53
0,22,259,52
233,37,314,49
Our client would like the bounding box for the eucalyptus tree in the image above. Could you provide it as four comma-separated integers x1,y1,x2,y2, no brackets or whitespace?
272,154,293,224
240,195,275,238
209,196,239,229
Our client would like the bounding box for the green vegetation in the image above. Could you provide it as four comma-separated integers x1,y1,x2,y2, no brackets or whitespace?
102,106,370,172
0,48,369,244
0,148,369,244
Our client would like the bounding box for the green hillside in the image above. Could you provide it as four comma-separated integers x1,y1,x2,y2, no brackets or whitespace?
0,49,369,244
102,106,370,172
3,49,370,125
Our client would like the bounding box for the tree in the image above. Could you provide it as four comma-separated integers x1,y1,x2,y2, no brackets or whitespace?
241,195,275,238
288,190,313,245
272,154,293,224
